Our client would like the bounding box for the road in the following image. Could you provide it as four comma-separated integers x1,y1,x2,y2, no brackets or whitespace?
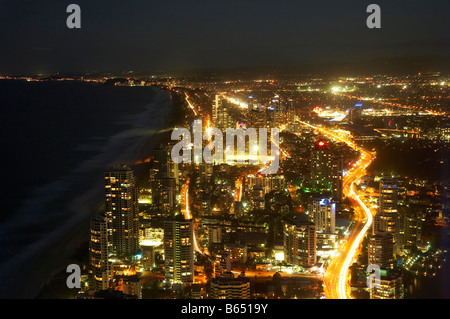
177,92,375,297
298,120,375,299
180,179,203,254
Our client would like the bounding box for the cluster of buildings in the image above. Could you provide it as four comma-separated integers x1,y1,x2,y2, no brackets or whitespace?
80,72,448,300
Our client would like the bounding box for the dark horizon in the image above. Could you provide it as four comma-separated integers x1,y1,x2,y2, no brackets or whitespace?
0,0,449,75
2,54,449,78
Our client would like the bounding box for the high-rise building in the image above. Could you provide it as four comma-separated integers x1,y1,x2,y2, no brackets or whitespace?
164,217,194,283
286,98,295,123
150,174,177,216
377,177,399,232
310,140,332,193
331,156,344,202
403,210,422,248
307,198,336,234
160,178,177,214
166,142,180,186
374,177,401,254
88,215,110,291
368,231,394,269
150,144,179,215
349,103,363,124
212,94,231,131
283,217,316,268
266,95,281,127
105,165,139,256
154,144,169,178
210,273,250,299
212,94,221,125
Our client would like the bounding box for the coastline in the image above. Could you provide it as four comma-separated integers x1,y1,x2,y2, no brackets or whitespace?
34,87,187,299
0,85,178,298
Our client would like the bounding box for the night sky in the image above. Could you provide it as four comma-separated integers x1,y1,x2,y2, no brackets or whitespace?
0,0,449,74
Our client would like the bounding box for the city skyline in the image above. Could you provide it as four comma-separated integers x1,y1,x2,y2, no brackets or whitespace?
0,1,449,304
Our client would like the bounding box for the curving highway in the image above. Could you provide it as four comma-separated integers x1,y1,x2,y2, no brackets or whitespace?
298,120,375,299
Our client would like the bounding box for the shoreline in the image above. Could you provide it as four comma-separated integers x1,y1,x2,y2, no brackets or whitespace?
0,85,178,298
33,88,187,299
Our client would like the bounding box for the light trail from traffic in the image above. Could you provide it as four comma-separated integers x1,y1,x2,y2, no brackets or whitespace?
181,180,203,254
298,120,375,299
184,93,198,116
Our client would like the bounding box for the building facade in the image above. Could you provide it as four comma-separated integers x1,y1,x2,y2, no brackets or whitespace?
88,215,110,291
283,218,316,268
104,166,139,257
164,218,194,283
210,274,250,299
368,231,394,269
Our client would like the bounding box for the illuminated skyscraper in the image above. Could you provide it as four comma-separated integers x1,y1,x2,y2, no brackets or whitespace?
403,210,422,248
212,94,221,125
331,156,344,202
88,215,110,291
104,165,139,256
374,177,401,254
150,145,178,215
212,94,231,131
308,198,336,234
283,217,316,268
311,140,342,201
287,98,295,123
368,231,394,269
164,217,194,283
376,177,398,232
166,142,180,186
311,140,332,191
265,95,282,128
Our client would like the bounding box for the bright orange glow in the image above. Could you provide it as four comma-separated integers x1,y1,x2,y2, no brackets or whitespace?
181,179,203,255
299,120,375,299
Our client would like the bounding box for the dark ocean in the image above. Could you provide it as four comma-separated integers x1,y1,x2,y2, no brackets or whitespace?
0,80,173,298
